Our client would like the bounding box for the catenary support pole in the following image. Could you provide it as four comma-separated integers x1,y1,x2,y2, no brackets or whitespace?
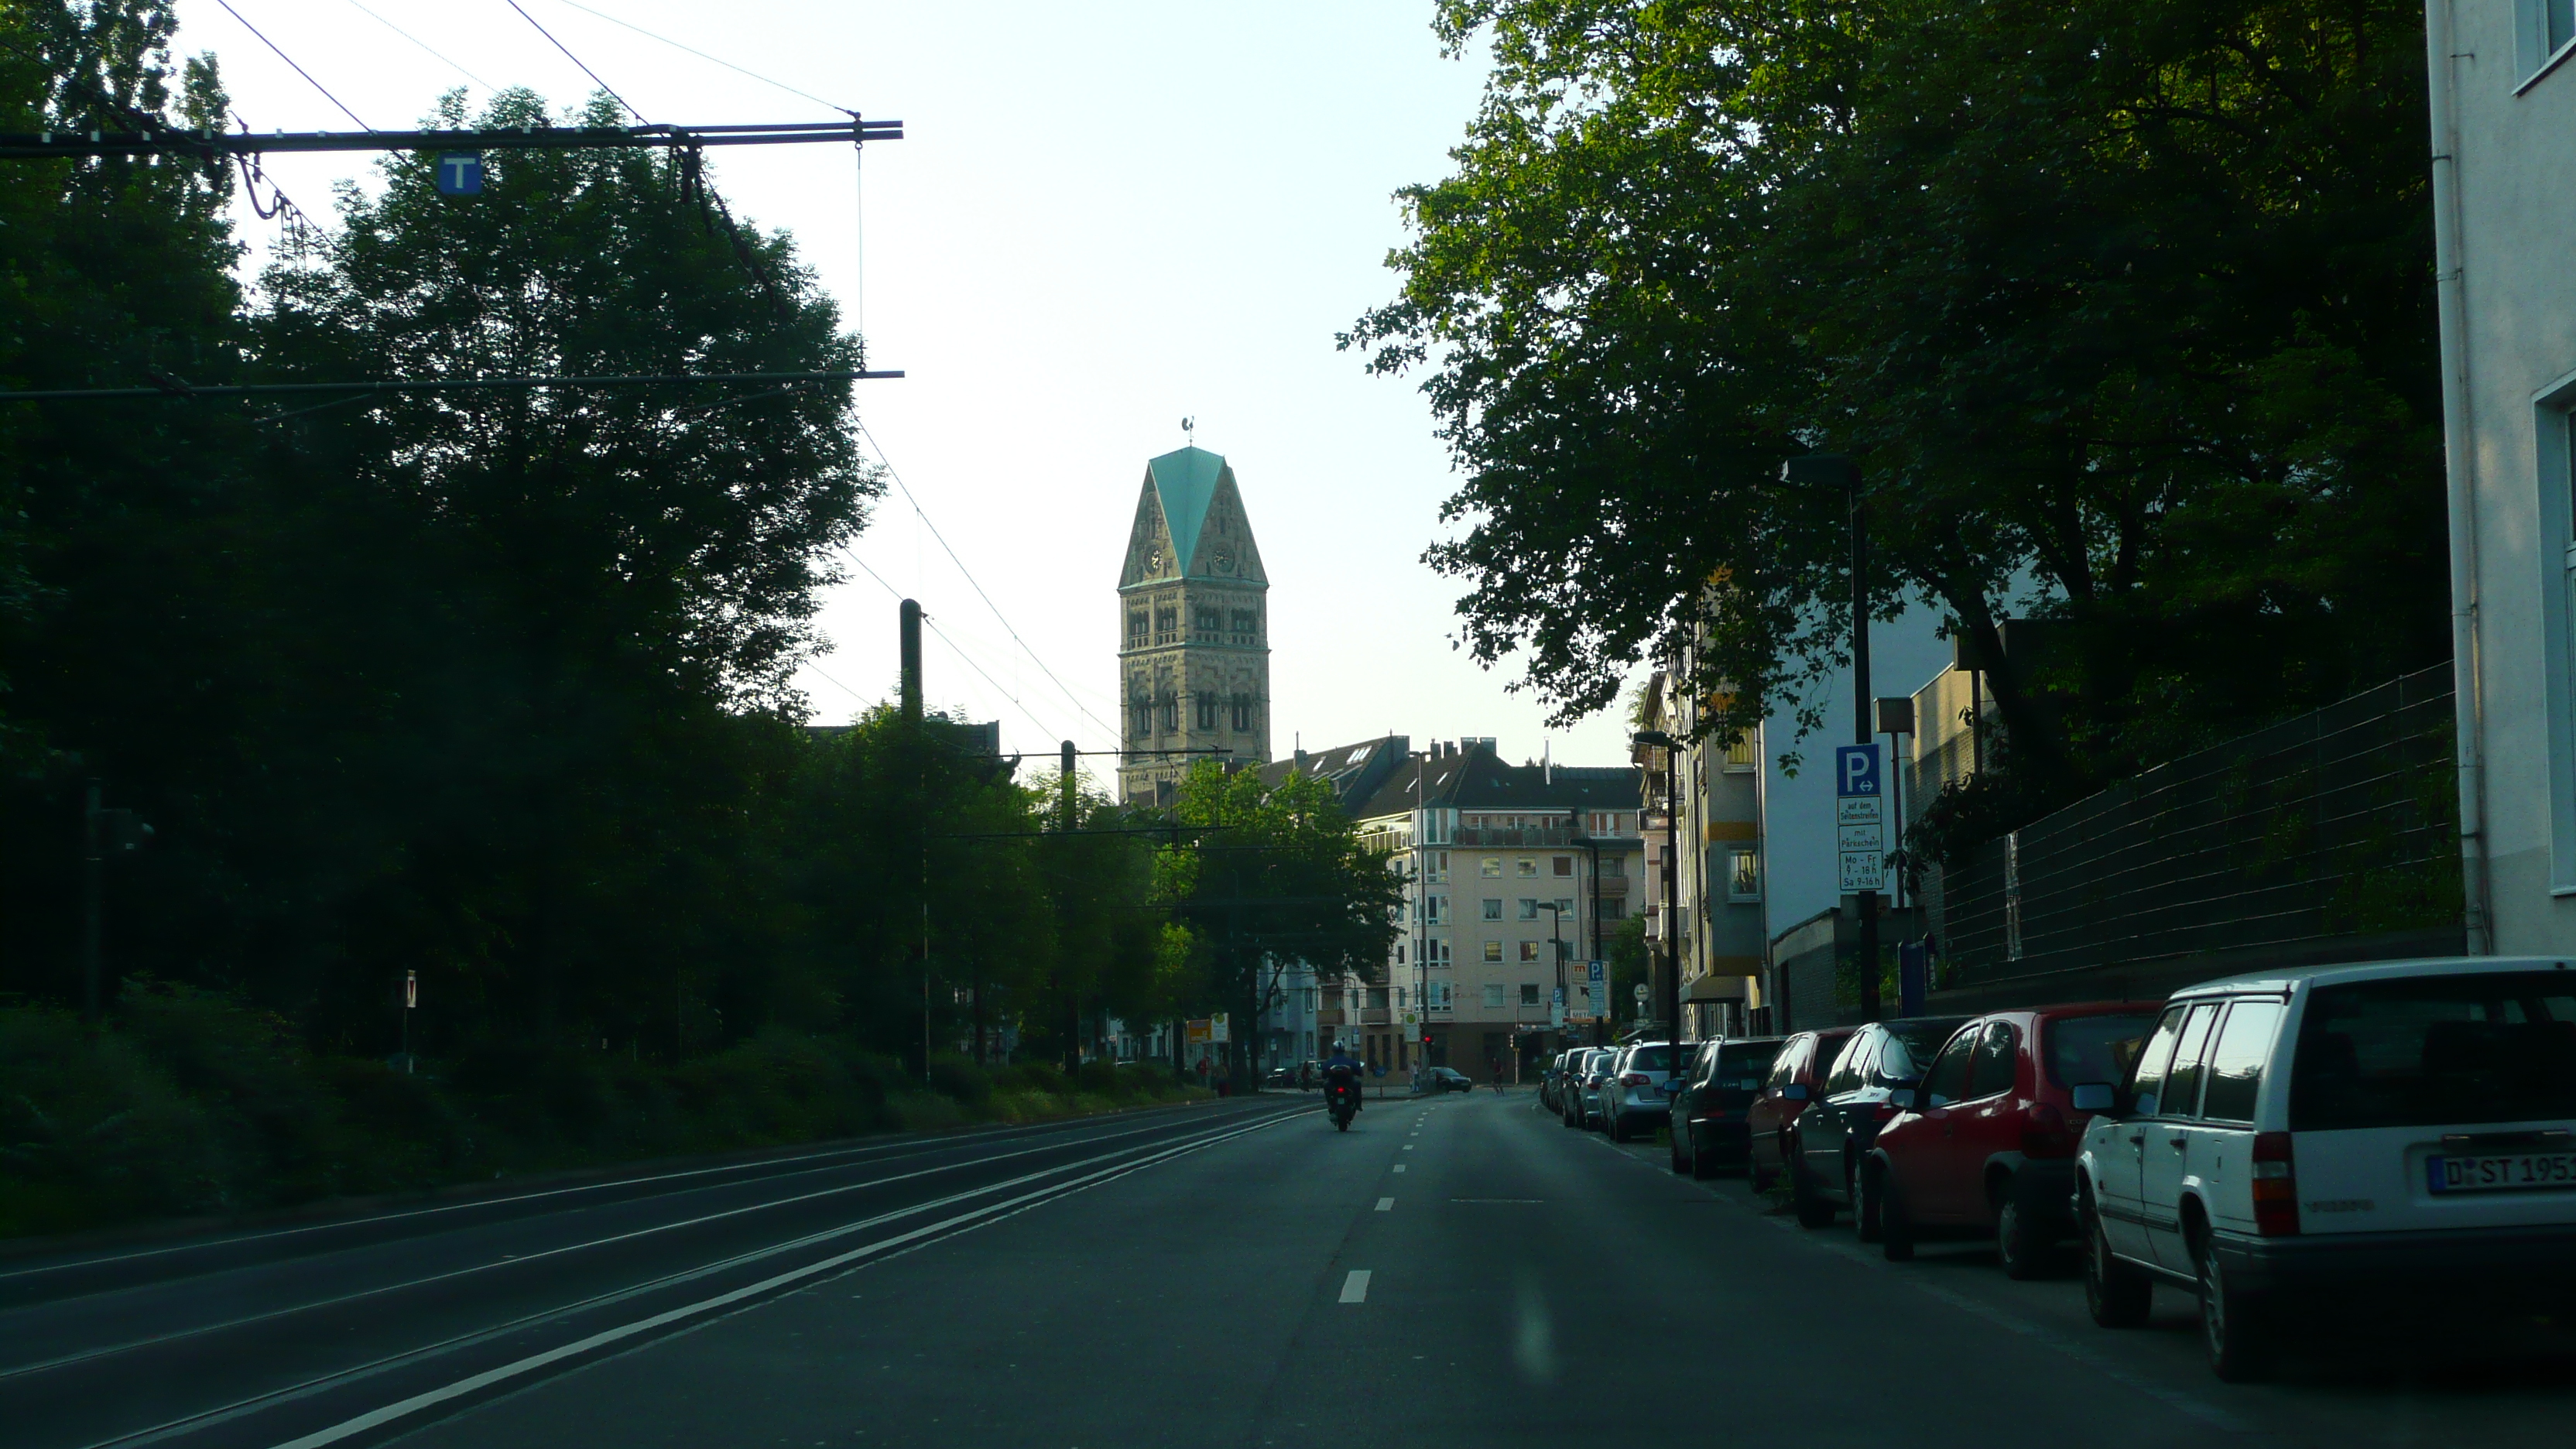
81,780,102,1022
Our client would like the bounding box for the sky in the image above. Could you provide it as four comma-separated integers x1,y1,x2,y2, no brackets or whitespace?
163,0,1956,927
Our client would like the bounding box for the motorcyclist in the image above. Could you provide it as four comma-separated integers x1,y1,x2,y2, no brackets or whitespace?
1322,1040,1364,1113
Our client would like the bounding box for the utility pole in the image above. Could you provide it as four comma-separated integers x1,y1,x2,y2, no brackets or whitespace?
1848,464,1882,1022
1785,453,1882,1021
1062,739,1081,1071
903,598,931,1081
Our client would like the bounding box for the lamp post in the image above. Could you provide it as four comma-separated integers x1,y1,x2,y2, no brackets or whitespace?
1631,729,1683,1047
1783,453,1881,1020
1540,899,1573,1049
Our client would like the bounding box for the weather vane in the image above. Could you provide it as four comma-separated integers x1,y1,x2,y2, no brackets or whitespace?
1181,416,1194,446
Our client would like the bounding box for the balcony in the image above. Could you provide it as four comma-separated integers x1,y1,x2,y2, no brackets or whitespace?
1454,827,1576,848
1360,1007,1391,1026
1589,876,1631,897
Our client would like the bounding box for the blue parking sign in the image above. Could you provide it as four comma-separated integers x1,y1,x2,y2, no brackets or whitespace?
435,152,483,196
1834,743,1882,797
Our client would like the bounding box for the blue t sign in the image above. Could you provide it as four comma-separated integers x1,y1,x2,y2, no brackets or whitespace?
435,152,483,196
1834,743,1882,797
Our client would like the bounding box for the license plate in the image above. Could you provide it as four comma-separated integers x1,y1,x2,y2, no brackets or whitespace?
2426,1151,2576,1194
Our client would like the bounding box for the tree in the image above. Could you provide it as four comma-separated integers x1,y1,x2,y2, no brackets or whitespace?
1157,762,1401,1088
1349,0,2446,819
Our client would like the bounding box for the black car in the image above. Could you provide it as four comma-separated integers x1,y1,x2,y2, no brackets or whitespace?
1788,1016,1968,1237
1669,1036,1786,1179
1415,1066,1475,1094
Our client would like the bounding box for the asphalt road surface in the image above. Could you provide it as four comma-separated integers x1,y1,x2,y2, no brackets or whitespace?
4,1089,2569,1449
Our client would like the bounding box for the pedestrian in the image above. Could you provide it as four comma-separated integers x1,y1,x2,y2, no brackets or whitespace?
1195,1057,1211,1091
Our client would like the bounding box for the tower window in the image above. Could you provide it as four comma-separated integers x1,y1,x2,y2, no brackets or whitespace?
1194,605,1222,635
1229,608,1259,640
1130,697,1150,741
1195,694,1218,729
1127,610,1147,646
1157,692,1177,733
1230,693,1253,731
1153,606,1178,644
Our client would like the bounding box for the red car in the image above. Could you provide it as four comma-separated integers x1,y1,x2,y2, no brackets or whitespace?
1865,1002,2159,1276
1745,1027,1855,1197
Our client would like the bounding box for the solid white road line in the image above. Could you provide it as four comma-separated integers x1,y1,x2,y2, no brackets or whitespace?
1339,1271,1371,1303
1374,1197,1393,1212
257,1112,1305,1449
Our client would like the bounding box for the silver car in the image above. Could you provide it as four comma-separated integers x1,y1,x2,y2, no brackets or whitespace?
1564,1046,1617,1129
1601,1041,1680,1142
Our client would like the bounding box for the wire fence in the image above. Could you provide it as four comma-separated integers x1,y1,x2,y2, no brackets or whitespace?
1937,666,2461,988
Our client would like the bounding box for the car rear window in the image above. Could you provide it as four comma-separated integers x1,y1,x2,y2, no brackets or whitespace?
1715,1041,1781,1085
1879,1019,1966,1081
2290,971,2576,1132
2045,1012,2158,1088
1627,1046,1675,1073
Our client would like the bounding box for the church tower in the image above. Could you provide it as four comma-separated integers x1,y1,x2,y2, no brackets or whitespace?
1117,446,1271,804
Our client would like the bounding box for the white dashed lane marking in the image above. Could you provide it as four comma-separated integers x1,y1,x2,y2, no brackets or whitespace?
1339,1270,1372,1303
1392,1164,1406,1173
1375,1197,1394,1211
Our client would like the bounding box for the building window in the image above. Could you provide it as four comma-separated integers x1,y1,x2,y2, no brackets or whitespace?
1518,940,1540,962
2547,393,2576,888
1478,898,1502,920
1516,899,1538,921
1554,898,1574,916
1427,851,1449,883
1729,848,1762,902
1229,693,1254,731
1601,899,1626,921
1129,697,1150,741
1482,940,1503,963
1427,939,1451,964
2519,0,2576,78
1194,694,1217,730
1482,984,1506,1009
1479,856,1502,877
1723,735,1758,771
1127,609,1148,646
1600,855,1625,879
1426,896,1448,925
1194,605,1221,636
1395,944,1406,965
1422,810,1452,845
1157,693,1177,733
1520,983,1541,1007
1552,856,1572,877
1516,858,1536,878
1153,605,1178,643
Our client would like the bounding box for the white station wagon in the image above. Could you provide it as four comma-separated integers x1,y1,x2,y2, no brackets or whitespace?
2071,957,2576,1380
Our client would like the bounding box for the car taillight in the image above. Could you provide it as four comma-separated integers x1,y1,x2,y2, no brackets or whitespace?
1620,1073,1651,1087
2020,1102,2074,1159
2251,1131,2298,1237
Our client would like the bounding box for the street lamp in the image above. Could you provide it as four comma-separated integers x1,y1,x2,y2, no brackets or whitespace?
1632,729,1683,1049
1539,899,1573,1046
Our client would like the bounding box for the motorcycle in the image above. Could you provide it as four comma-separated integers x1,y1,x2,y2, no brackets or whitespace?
1326,1074,1359,1131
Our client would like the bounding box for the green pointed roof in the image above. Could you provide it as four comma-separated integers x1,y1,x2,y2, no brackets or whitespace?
1146,446,1225,575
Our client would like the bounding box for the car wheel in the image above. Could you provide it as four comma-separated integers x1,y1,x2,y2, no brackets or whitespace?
2197,1231,2276,1382
1791,1156,1834,1229
1851,1160,1883,1244
1995,1180,2050,1281
2081,1193,2153,1328
1690,1129,1718,1181
1880,1167,1916,1262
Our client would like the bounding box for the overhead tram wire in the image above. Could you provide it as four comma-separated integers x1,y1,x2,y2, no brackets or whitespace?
839,546,1108,753
505,0,646,122
851,420,1120,745
212,0,373,130
342,0,498,94
546,0,853,115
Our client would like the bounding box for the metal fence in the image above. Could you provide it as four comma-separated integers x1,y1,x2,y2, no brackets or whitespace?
1937,666,2461,989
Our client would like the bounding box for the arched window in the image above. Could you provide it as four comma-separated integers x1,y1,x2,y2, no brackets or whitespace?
1230,693,1254,731
1194,694,1218,730
1158,691,1178,733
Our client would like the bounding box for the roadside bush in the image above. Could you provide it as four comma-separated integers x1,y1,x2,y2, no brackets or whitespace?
925,1053,991,1106
0,1005,226,1235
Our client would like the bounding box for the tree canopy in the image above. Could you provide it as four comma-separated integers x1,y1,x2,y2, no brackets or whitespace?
1350,0,2446,814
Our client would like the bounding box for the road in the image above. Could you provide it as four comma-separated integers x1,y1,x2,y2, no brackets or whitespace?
2,1089,2567,1449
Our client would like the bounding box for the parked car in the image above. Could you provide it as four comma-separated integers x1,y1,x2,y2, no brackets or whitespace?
1566,1047,1617,1129
1539,1050,1571,1112
1790,1016,1969,1236
1414,1066,1475,1094
1601,1041,1679,1142
1867,1003,2158,1275
1747,1028,1855,1196
1262,1066,1298,1088
1671,1036,1787,1178
2074,957,2576,1381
